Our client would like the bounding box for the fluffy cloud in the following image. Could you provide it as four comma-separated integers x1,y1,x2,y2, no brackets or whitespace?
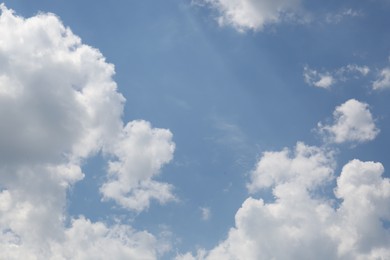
0,164,164,259
318,99,379,144
373,67,390,90
178,145,390,260
0,4,175,258
199,0,302,31
247,142,334,193
332,160,390,258
0,213,159,260
100,120,175,212
177,98,386,260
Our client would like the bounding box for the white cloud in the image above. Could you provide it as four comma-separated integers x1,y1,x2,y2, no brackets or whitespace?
55,217,159,260
200,207,211,221
373,68,390,90
176,249,208,260
0,5,175,258
325,9,363,24
303,64,370,89
100,120,176,212
0,4,124,163
318,99,379,144
0,212,160,259
181,144,390,259
332,159,390,257
0,165,163,259
211,118,248,152
303,66,335,89
247,142,335,193
315,75,334,88
199,0,302,31
337,64,370,78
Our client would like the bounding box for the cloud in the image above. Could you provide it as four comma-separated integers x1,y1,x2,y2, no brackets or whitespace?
247,142,335,193
332,160,390,257
198,0,303,31
179,98,388,259
318,99,379,144
337,64,370,78
200,207,211,221
303,66,335,89
211,118,248,152
51,217,158,260
176,249,208,260
100,120,176,212
180,144,390,259
0,165,163,259
0,212,160,259
325,9,363,24
373,68,390,90
303,64,370,89
0,4,175,258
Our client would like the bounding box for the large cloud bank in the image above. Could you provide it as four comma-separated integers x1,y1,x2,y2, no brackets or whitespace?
178,148,390,260
178,98,390,259
1,3,390,260
0,5,175,258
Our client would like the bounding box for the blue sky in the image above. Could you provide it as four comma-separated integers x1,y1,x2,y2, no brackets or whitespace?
1,0,390,259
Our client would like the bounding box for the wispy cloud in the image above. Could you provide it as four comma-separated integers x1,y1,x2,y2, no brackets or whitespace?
325,8,363,24
200,207,211,221
303,64,370,89
196,0,303,32
207,116,251,156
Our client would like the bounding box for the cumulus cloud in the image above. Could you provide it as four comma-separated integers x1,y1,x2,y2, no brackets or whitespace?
0,214,159,260
303,64,370,89
100,120,176,212
318,99,379,144
179,144,390,260
0,4,175,258
373,67,390,90
199,0,303,31
247,142,335,193
332,160,390,258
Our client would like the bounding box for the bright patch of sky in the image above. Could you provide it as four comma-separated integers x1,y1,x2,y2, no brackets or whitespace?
1,0,390,259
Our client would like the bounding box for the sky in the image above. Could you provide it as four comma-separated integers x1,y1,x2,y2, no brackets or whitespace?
0,0,390,259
